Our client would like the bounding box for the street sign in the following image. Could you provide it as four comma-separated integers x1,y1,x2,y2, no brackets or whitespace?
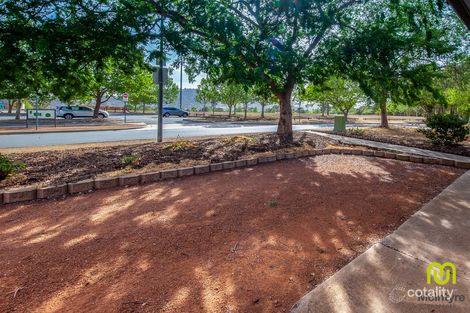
122,93,129,101
26,108,57,129
153,68,169,84
27,109,56,119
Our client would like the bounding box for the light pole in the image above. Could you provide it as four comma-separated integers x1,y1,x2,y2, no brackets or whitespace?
35,94,39,130
157,16,164,142
179,57,183,110
298,99,301,123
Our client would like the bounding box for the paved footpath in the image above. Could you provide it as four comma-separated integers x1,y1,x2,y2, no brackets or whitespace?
308,131,470,162
290,169,470,313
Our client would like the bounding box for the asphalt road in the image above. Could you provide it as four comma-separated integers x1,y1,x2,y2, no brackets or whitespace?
0,114,391,148
0,122,338,148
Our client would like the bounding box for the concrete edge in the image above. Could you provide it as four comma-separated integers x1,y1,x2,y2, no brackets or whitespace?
0,123,147,136
2,148,469,205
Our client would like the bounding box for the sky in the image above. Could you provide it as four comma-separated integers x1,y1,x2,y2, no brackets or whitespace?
170,67,205,89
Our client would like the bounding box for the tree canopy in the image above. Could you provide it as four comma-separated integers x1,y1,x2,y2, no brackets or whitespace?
303,77,364,120
147,0,376,140
0,0,468,136
328,1,468,126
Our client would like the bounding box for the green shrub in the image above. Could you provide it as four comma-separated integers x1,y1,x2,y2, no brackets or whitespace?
0,154,25,181
347,127,365,136
418,114,469,146
121,154,138,165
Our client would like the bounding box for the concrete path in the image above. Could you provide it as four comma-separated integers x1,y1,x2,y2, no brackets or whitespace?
308,131,470,162
290,170,470,313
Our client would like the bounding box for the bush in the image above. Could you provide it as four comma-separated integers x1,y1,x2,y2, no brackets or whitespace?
0,154,25,181
347,127,365,136
162,140,196,151
418,114,469,146
223,135,256,144
120,154,138,166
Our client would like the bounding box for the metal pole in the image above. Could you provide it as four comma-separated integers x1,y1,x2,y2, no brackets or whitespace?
35,95,39,130
124,101,127,123
298,100,301,123
157,16,164,142
179,58,183,109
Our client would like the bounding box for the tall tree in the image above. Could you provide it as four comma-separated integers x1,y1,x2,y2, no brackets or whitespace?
331,1,467,127
0,0,154,114
147,1,375,142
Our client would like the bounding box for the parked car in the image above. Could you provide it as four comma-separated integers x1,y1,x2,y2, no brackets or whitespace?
56,106,109,119
163,107,189,117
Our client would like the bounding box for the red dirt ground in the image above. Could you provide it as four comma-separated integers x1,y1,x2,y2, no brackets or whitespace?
0,155,464,313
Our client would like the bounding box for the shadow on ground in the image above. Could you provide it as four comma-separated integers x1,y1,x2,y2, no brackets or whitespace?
0,155,464,313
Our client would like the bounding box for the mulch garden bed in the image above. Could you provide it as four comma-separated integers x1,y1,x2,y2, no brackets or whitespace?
1,133,341,189
328,127,470,157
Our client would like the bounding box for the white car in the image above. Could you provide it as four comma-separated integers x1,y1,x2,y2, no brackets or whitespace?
56,106,109,119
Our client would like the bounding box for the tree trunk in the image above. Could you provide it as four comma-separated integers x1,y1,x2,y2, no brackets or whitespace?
143,103,146,114
228,105,232,117
15,99,21,120
424,105,434,117
244,102,248,120
261,103,265,119
379,95,388,128
8,99,12,114
93,90,103,118
343,111,349,122
277,87,294,144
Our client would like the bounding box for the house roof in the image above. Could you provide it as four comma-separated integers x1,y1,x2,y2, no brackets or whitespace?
448,0,470,30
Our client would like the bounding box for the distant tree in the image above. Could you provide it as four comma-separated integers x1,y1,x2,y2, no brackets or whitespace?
332,1,466,127
68,59,141,117
239,88,254,119
162,80,179,106
269,104,280,113
219,83,245,117
398,57,470,118
196,78,221,116
303,78,364,120
442,57,470,118
253,84,278,119
127,67,155,113
301,85,330,117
